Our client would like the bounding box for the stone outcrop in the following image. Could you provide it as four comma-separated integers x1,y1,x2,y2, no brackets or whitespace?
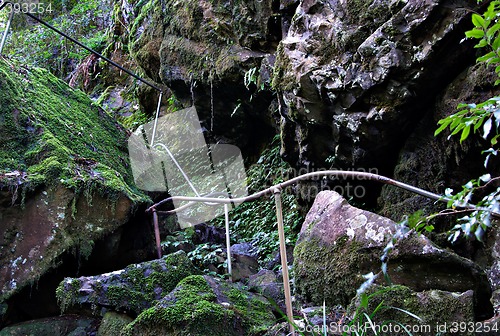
56,251,199,315
379,62,499,220
347,285,476,335
129,0,282,154
293,191,492,319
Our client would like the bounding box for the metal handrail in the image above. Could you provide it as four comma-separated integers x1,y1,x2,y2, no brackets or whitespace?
147,170,492,213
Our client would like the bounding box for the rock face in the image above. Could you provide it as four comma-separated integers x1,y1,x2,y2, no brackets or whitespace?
56,251,199,314
293,191,492,319
0,58,149,323
123,275,276,336
273,0,479,171
130,0,281,153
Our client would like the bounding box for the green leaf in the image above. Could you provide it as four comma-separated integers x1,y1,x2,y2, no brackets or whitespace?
493,35,500,50
460,124,471,143
450,115,464,130
450,122,465,137
472,14,486,29
466,28,485,39
476,39,489,48
487,23,500,38
474,116,485,132
434,118,452,136
360,293,368,309
477,51,497,62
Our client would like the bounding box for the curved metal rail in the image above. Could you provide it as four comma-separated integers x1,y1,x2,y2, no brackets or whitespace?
147,170,494,213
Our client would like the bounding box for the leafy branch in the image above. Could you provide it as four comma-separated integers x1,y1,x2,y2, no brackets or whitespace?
430,0,500,242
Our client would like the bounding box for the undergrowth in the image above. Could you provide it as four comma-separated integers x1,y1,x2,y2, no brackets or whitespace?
209,135,304,265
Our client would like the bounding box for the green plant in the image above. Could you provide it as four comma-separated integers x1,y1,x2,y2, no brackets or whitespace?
209,136,304,265
187,242,225,271
345,287,421,336
3,0,111,80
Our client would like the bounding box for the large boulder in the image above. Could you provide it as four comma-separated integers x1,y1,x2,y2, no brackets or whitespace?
0,58,148,320
293,191,492,319
56,251,199,314
0,315,99,336
123,274,276,336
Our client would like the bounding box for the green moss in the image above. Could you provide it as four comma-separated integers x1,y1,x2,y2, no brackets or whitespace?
0,58,148,204
294,235,376,306
56,278,81,313
227,287,275,334
97,311,133,336
124,275,275,336
123,275,231,336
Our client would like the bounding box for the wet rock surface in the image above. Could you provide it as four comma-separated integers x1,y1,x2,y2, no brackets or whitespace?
274,0,479,171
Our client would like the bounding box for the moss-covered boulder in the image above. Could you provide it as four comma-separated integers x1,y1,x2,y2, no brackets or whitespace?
123,275,276,336
294,191,492,319
56,251,199,314
0,57,148,307
347,285,475,335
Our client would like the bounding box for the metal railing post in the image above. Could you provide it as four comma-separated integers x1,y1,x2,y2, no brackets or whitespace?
224,204,232,281
273,187,295,335
153,210,162,259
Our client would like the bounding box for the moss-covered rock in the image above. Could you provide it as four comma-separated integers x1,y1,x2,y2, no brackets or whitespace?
294,191,492,319
0,58,149,306
347,285,475,335
56,251,199,314
123,274,276,336
0,58,146,201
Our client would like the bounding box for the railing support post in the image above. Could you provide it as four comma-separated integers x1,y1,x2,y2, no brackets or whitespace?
153,210,162,259
273,187,295,335
224,204,232,281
